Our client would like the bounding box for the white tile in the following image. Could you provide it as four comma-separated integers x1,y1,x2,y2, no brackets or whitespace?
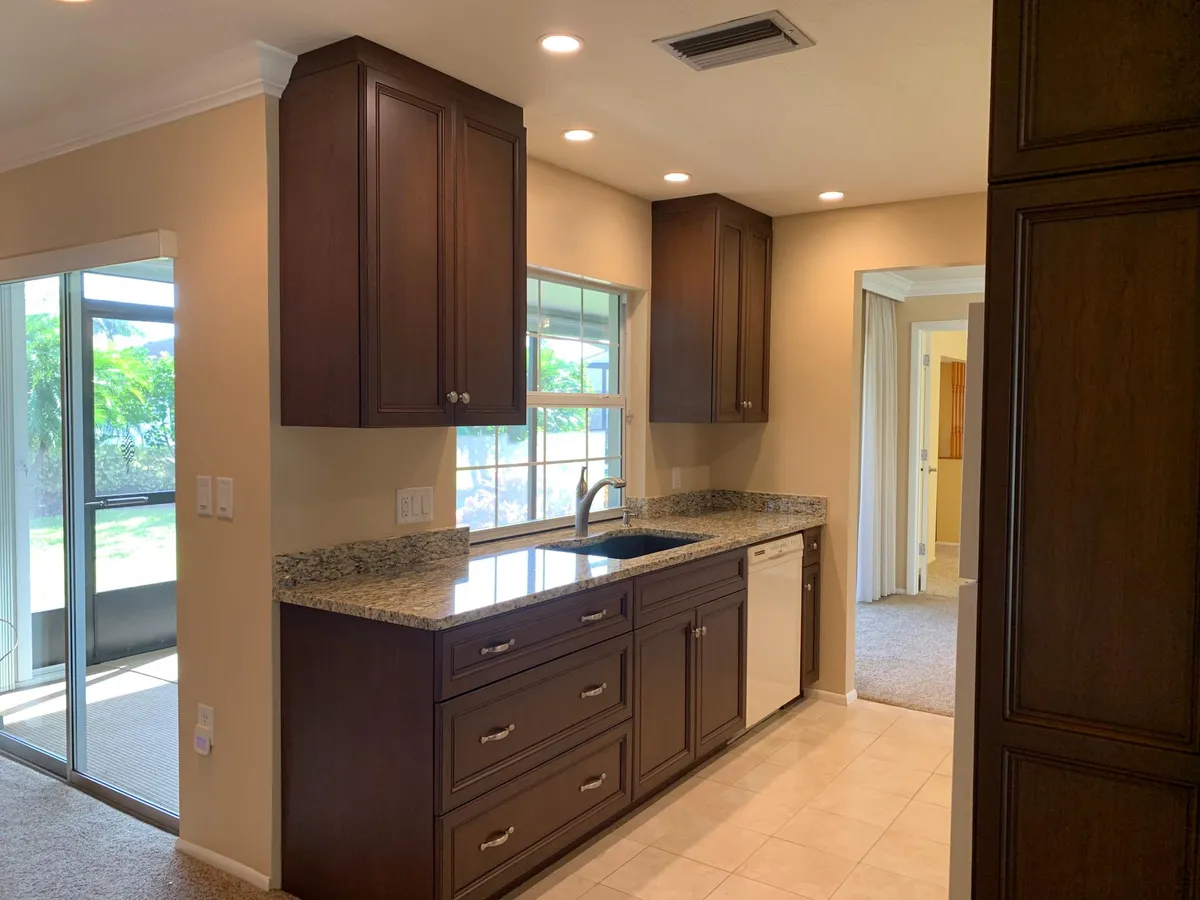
707,874,806,900
735,837,857,900
698,747,770,785
830,865,948,900
913,774,952,808
883,716,954,750
510,871,597,900
808,782,909,828
775,807,886,862
863,832,950,887
833,757,931,799
580,887,639,900
602,847,729,900
934,754,953,778
889,801,951,845
676,780,798,834
653,815,769,871
568,837,648,882
860,736,951,773
734,761,833,807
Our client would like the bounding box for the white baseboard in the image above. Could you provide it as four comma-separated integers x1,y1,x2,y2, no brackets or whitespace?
805,688,858,706
175,838,272,891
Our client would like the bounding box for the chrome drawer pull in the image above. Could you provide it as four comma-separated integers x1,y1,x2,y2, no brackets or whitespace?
580,682,607,699
479,826,514,850
480,724,516,744
480,639,516,656
579,773,607,793
580,610,608,624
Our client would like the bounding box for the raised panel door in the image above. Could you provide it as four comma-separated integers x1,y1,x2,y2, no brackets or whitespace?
990,0,1200,180
740,228,770,423
364,70,455,427
714,222,744,422
801,564,819,689
695,591,746,757
632,609,696,798
454,114,526,426
975,163,1200,899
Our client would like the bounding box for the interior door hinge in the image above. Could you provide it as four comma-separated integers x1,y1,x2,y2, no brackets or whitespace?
923,353,930,366
920,448,928,462
919,542,926,556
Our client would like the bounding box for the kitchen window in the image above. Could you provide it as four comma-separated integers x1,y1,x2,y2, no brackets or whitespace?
456,274,625,535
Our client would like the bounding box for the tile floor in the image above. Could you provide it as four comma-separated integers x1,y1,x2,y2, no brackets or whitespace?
509,698,954,900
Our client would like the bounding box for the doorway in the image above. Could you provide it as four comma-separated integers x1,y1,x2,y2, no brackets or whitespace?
0,259,178,825
854,266,981,718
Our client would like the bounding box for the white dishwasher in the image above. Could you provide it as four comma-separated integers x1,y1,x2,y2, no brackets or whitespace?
746,534,806,727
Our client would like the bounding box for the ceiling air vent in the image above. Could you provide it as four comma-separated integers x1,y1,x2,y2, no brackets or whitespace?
654,11,814,71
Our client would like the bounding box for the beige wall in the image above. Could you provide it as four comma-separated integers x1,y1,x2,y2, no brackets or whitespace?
894,299,975,588
0,98,278,876
937,457,964,544
708,195,987,696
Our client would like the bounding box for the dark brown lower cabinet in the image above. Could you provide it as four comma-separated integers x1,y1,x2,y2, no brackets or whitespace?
801,563,820,689
696,593,748,756
283,549,759,900
632,609,697,798
633,592,747,798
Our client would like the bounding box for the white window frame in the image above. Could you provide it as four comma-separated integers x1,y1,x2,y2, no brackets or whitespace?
459,271,628,544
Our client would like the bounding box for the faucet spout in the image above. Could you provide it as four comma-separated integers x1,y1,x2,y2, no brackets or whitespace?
575,476,628,537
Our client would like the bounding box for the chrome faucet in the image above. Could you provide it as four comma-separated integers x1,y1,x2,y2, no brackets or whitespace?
575,472,628,537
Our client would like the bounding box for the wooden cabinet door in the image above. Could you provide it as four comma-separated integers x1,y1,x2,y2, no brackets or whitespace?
695,591,746,757
739,227,771,423
801,564,819,689
453,106,527,427
974,163,1200,900
990,0,1200,181
632,609,696,798
363,69,456,427
713,221,745,422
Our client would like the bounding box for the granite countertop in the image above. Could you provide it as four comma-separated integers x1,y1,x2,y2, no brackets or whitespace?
275,506,825,631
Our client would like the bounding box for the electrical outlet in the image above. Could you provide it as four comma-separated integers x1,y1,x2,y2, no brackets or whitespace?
195,704,214,754
396,487,434,524
197,704,214,730
672,467,682,490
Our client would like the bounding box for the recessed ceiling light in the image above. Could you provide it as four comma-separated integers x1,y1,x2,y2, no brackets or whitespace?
562,129,596,142
818,190,845,202
664,172,691,183
539,34,583,54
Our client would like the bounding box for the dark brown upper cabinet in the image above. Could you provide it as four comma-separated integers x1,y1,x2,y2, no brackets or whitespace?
989,0,1200,182
650,194,771,423
279,37,527,427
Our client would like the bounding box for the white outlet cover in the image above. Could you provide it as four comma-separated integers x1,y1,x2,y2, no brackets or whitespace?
196,475,213,516
672,467,682,490
216,477,234,520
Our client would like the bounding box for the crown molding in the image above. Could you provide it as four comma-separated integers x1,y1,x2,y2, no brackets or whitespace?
862,271,913,301
863,270,985,300
0,41,296,176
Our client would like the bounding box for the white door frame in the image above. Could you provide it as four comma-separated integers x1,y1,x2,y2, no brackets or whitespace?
906,319,967,595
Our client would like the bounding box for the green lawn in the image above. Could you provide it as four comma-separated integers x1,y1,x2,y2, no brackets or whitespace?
30,505,177,612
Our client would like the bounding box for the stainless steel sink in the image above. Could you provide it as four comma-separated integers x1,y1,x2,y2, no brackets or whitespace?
542,531,707,560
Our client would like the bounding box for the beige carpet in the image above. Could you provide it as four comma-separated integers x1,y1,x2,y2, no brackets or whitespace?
0,753,296,900
855,544,963,717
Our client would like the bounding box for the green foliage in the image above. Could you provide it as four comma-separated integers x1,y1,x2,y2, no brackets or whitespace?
24,312,175,512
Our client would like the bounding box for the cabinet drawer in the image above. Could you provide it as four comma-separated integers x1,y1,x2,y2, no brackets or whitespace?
436,582,632,699
634,550,746,627
802,527,821,564
438,634,632,813
438,723,632,900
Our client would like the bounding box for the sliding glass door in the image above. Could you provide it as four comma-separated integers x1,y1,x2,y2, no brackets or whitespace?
0,260,178,824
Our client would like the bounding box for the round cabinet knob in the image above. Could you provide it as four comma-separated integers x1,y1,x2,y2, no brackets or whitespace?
460,392,471,405
446,391,459,404
746,400,753,409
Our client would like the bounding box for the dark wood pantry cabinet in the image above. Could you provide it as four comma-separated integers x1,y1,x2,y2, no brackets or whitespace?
279,37,527,428
650,194,772,423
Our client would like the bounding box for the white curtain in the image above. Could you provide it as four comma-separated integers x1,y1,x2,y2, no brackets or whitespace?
857,290,898,602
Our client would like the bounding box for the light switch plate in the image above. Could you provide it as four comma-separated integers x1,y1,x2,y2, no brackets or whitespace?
396,487,434,524
196,476,213,516
672,467,682,490
216,477,234,520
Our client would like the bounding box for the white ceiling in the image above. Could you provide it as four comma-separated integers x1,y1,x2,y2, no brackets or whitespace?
0,0,993,215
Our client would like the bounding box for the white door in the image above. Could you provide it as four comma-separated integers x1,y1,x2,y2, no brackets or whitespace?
916,331,932,592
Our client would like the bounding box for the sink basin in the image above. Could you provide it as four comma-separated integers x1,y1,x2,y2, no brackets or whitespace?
544,532,706,560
